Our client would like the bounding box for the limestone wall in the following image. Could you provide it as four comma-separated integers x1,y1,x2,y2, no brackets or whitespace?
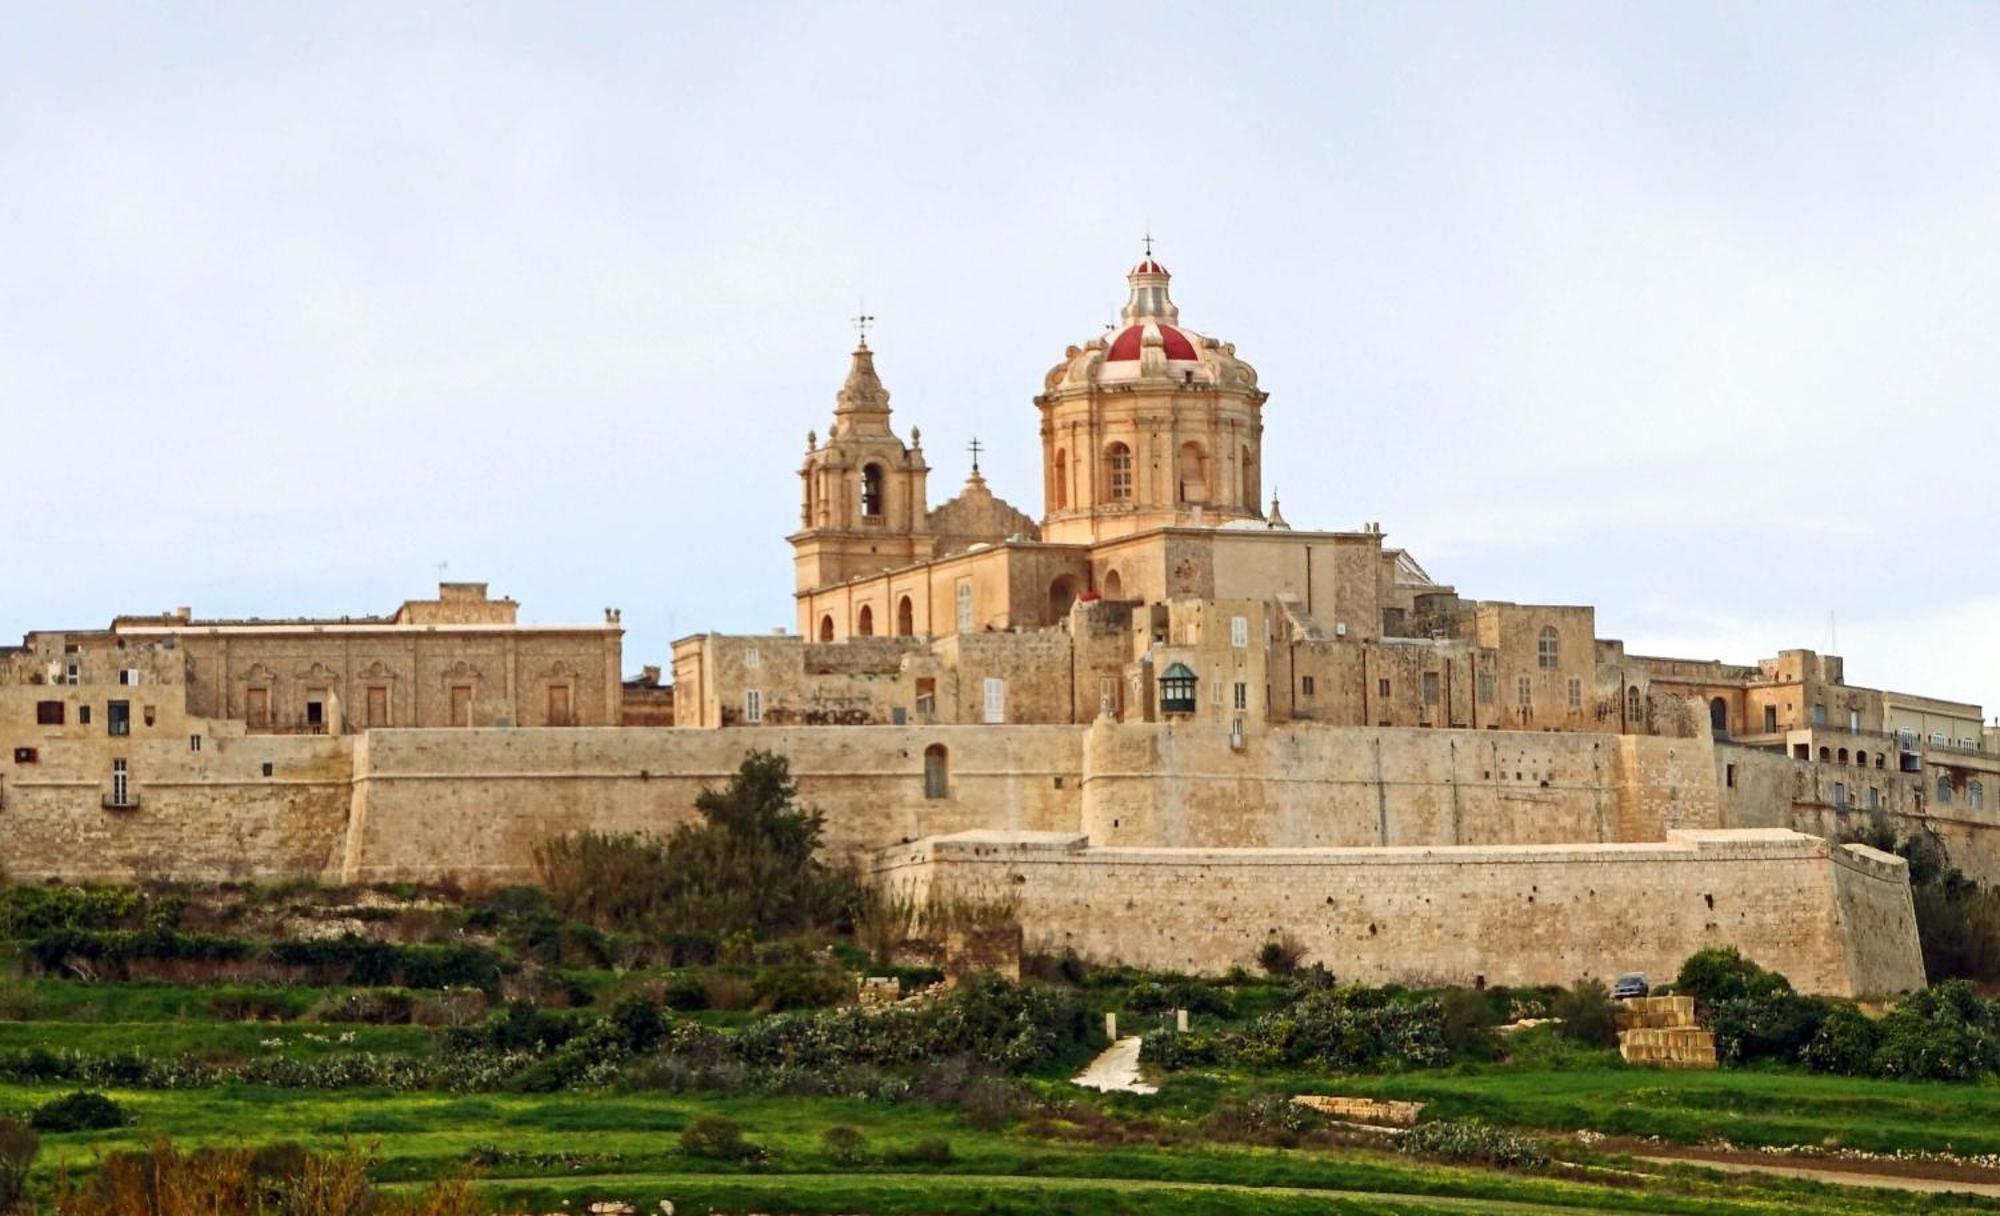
873,828,1926,996
340,725,1085,882
1079,721,1720,849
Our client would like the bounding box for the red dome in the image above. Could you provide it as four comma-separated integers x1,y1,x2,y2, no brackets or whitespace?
1129,258,1167,275
1106,322,1198,361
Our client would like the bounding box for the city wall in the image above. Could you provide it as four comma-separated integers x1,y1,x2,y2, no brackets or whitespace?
873,828,1926,997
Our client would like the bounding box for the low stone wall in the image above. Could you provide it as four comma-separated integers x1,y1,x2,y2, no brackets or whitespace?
872,828,1926,997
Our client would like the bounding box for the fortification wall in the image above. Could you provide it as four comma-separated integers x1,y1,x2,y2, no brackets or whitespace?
1080,722,1719,848
874,828,1925,996
341,725,1085,882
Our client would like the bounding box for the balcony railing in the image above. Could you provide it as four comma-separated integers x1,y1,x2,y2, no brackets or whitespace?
101,792,140,811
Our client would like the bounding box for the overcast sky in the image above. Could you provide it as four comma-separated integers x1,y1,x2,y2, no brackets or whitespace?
3,4,1996,711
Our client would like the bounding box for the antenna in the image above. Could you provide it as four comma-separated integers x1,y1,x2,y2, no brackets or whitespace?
433,560,449,586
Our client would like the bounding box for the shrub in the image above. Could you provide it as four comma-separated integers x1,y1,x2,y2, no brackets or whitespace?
887,1137,953,1166
608,994,668,1053
1675,947,1791,1005
1551,979,1616,1047
752,963,850,1012
659,972,710,1011
0,1118,37,1210
30,1090,128,1132
821,1124,867,1165
1437,986,1503,1058
1126,977,1233,1018
679,1114,754,1160
1257,934,1307,977
1238,987,1451,1071
1802,1003,1884,1075
1399,1120,1548,1170
1870,980,2000,1082
1708,991,1831,1065
308,988,418,1024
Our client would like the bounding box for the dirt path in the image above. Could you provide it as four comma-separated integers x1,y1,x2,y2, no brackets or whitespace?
1070,1035,1157,1094
1639,1154,2000,1198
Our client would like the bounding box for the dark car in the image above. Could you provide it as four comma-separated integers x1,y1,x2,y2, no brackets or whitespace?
1611,972,1649,999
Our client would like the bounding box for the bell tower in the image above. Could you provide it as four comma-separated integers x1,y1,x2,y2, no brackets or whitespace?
1035,251,1267,545
788,334,933,594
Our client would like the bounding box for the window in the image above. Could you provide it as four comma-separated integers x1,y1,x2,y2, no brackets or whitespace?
983,677,1005,724
13,747,36,764
1105,442,1133,501
78,705,91,726
1537,626,1559,670
1868,787,1880,810
924,744,949,799
1764,705,1778,733
1232,682,1248,710
856,604,874,636
305,699,325,728
64,663,79,686
107,700,130,737
1517,676,1532,708
743,689,762,724
1812,703,1826,727
956,580,974,634
1726,763,1736,788
35,701,63,726
1230,616,1248,648
819,614,835,642
896,596,915,637
743,647,759,669
1837,748,1848,764
915,677,937,717
110,759,129,807
861,463,885,516
261,762,273,778
1899,729,1917,749
1378,678,1391,698
1159,664,1197,714
1973,781,1987,811
1478,673,1495,705
1423,672,1440,705
1855,750,1868,768
1053,450,1068,509
1627,686,1643,721
1566,678,1581,710
1937,776,1953,805
1849,709,1861,732
1833,782,1847,808
1930,731,1948,748
366,686,388,728
189,734,202,753
118,668,140,686
1301,675,1316,697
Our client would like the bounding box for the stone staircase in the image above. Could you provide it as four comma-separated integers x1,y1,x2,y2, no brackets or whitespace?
1614,995,1717,1068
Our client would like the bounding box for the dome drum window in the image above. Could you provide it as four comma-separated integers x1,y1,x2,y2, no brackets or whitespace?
1159,662,1198,715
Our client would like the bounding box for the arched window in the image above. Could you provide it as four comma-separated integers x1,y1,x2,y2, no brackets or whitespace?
1241,447,1255,507
1626,686,1643,723
1176,441,1208,503
1972,780,1986,810
1159,663,1198,714
1053,450,1068,510
1049,576,1077,620
1537,627,1559,670
1855,751,1867,768
923,744,948,800
1102,569,1123,600
1937,775,1953,805
1105,442,1133,501
861,463,885,517
1837,748,1849,764
1709,697,1727,735
1818,747,1831,762
818,614,835,642
896,595,914,637
856,604,874,637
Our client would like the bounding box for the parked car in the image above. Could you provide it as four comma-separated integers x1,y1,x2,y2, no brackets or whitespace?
1611,972,1649,999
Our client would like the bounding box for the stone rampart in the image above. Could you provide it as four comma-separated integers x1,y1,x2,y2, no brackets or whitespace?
871,827,1925,996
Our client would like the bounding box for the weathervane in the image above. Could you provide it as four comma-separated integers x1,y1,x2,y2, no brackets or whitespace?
852,302,875,348
967,436,984,474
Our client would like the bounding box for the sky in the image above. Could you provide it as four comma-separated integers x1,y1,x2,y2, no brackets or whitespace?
2,3,1996,711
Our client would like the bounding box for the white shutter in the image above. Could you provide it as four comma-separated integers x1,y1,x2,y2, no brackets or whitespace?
1230,616,1248,648
983,677,1005,724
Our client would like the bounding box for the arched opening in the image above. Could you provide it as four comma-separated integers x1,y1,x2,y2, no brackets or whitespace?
1855,750,1868,768
896,595,914,637
1105,442,1133,501
1049,575,1077,621
1837,747,1849,764
818,614,835,643
1818,746,1831,762
856,604,874,637
923,744,948,799
1973,780,1986,810
1102,568,1124,601
1176,441,1208,503
1159,662,1198,715
1875,753,1886,769
1709,697,1728,735
1938,775,1954,806
860,463,885,517
1053,449,1068,510
1538,626,1560,670
1241,447,1255,507
1626,685,1643,724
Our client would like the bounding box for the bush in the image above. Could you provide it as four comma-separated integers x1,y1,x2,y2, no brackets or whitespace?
30,1090,128,1132
821,1124,867,1165
1708,991,1831,1066
660,972,710,1011
1399,1120,1548,1170
1870,980,2000,1082
1802,1003,1885,1075
752,963,850,1012
308,988,418,1024
0,1117,37,1210
1675,947,1791,1005
1257,934,1307,977
887,1137,952,1166
679,1114,755,1160
1550,979,1617,1047
1126,977,1234,1018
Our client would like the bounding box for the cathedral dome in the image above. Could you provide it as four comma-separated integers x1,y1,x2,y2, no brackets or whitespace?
1042,251,1260,393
